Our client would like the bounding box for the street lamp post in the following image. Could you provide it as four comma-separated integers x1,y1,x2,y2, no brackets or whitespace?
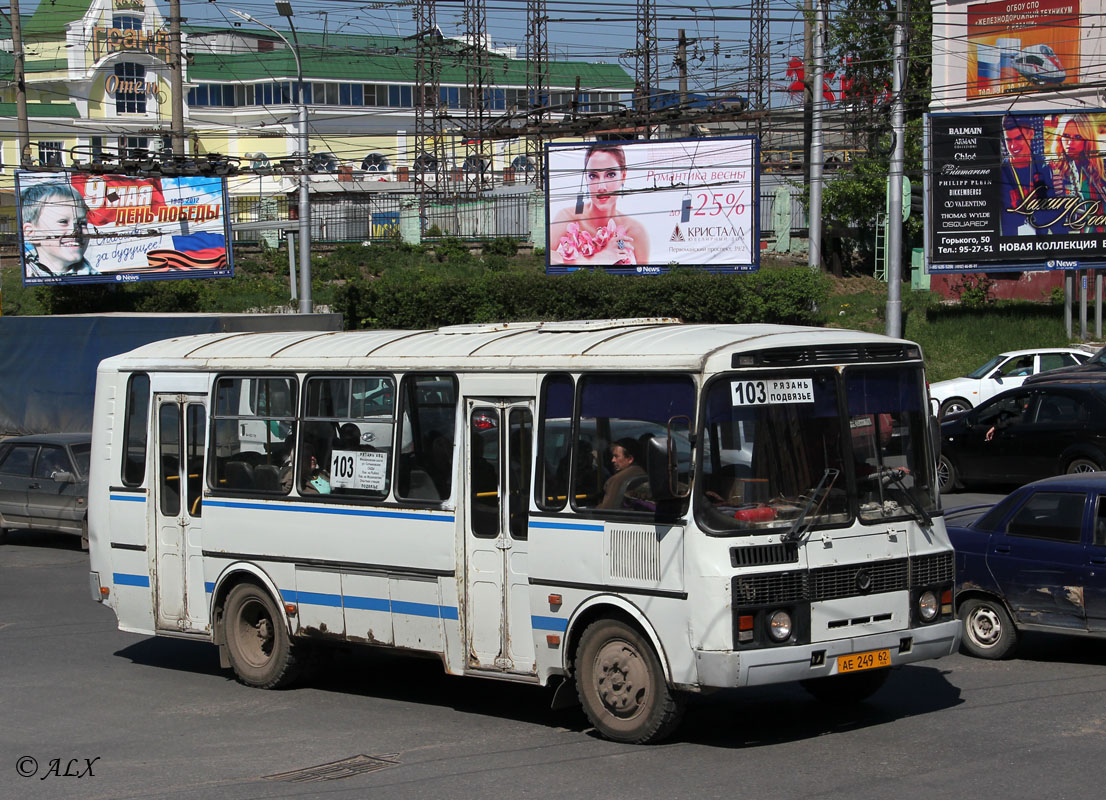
231,4,312,313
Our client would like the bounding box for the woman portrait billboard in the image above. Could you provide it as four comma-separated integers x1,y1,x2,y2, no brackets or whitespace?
545,137,758,275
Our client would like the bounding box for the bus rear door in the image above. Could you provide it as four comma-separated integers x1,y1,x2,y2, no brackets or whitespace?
153,395,207,633
464,399,536,674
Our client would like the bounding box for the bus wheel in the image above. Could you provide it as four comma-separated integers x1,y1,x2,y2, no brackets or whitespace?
575,620,683,744
801,668,889,704
223,583,301,689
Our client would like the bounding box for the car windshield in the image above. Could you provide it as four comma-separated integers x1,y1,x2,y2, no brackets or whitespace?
966,354,1006,379
695,366,937,533
1088,347,1106,365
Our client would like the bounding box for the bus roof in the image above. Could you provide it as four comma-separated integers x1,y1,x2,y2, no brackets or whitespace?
97,319,919,373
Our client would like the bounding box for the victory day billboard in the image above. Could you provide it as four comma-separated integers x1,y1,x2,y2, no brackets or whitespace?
17,171,233,286
546,137,759,274
928,111,1106,273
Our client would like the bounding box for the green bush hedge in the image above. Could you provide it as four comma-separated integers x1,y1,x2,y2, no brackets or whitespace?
336,266,830,330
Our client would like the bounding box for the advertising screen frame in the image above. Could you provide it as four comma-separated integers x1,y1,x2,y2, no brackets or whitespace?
16,170,235,287
926,110,1106,274
545,136,759,275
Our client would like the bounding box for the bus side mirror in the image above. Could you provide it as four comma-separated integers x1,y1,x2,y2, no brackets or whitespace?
646,416,691,501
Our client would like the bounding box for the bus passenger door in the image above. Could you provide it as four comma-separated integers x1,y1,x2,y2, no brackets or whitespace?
153,395,207,632
464,399,536,674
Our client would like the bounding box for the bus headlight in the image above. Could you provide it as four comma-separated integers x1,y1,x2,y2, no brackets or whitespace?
918,590,939,622
767,609,793,642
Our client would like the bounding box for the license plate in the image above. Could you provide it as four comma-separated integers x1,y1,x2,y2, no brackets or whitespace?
837,648,891,674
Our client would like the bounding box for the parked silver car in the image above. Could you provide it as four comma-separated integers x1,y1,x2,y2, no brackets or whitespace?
0,433,91,548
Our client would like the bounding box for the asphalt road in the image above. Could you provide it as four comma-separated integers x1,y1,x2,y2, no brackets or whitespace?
6,508,1106,800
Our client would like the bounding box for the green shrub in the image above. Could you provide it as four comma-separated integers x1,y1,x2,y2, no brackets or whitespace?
336,267,830,330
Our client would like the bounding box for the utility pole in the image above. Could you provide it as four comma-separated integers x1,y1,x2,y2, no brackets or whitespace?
524,0,548,187
677,29,689,137
802,0,813,191
635,0,657,138
885,0,907,337
11,0,29,167
169,0,186,157
807,0,825,272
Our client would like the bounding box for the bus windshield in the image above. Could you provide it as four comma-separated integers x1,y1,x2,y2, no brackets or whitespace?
696,366,936,533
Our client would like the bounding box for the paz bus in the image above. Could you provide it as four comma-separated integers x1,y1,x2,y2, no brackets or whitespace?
87,318,959,744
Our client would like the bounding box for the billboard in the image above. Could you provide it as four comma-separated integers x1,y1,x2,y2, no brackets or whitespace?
16,171,234,286
545,137,758,275
928,111,1106,273
966,0,1080,99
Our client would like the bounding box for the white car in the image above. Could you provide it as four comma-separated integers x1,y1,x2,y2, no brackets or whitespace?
930,348,1091,418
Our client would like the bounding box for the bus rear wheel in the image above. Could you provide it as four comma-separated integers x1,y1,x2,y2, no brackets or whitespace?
575,619,683,744
223,583,301,689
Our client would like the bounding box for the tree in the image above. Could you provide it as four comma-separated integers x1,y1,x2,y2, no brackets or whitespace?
820,0,931,257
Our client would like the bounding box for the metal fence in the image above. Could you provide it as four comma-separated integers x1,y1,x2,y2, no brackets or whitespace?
228,192,533,244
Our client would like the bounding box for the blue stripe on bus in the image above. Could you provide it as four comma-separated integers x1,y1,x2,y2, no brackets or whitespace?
281,588,457,620
529,520,605,532
204,499,454,524
531,615,568,632
110,495,146,503
343,595,391,612
114,572,150,587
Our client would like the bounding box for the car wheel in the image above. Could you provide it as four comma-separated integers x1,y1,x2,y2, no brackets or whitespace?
801,668,890,704
575,619,684,744
937,454,958,494
959,597,1017,659
1065,456,1101,475
938,397,972,419
223,582,302,689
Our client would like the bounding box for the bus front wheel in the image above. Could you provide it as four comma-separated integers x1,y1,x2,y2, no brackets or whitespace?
575,619,683,744
223,583,301,689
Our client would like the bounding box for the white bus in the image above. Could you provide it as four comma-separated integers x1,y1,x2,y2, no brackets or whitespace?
88,318,959,744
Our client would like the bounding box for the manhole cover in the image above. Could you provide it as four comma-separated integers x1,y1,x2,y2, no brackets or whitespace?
265,753,400,782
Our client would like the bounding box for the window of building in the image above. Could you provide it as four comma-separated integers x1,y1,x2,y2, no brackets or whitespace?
115,62,147,114
113,14,142,30
37,141,63,167
122,136,148,159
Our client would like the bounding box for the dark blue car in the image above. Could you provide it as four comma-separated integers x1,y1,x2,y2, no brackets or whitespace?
947,473,1106,658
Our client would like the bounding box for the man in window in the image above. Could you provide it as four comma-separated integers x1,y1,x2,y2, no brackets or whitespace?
597,438,646,509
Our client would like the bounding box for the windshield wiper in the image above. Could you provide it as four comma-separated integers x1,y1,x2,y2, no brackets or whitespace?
872,467,933,527
783,468,840,543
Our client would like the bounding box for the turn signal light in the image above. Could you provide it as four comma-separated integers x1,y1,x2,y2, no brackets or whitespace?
547,594,562,606
284,603,298,616
546,635,561,647
100,587,110,598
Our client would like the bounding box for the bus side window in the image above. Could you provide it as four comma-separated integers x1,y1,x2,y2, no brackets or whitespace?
573,373,695,514
121,373,150,487
536,374,573,511
396,374,457,503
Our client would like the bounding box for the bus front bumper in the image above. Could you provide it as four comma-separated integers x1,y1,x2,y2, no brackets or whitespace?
693,619,960,689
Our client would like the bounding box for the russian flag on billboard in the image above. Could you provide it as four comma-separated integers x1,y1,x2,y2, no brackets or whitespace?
146,231,227,271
